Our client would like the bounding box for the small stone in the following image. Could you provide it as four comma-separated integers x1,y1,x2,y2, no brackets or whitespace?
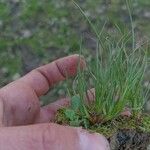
1,67,9,74
21,29,32,38
144,11,150,18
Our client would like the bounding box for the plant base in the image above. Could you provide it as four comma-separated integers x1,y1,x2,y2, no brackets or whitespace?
55,110,150,149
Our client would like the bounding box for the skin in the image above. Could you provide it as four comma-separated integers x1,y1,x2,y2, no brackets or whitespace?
0,54,110,150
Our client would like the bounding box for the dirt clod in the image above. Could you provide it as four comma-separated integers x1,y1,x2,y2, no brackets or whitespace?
109,129,150,150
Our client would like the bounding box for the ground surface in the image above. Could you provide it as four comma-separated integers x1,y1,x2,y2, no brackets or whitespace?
109,129,150,150
0,0,149,104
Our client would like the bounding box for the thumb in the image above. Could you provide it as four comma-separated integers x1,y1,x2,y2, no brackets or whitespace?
0,123,110,150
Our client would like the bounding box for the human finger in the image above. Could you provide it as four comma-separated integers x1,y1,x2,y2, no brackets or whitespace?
0,123,110,150
35,89,95,123
19,54,86,96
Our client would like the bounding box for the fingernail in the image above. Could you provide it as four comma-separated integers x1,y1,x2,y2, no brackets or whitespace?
78,129,110,150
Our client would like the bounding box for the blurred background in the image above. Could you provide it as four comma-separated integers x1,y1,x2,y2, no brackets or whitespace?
0,0,149,105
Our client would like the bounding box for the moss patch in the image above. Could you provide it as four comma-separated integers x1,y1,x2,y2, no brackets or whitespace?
55,109,150,138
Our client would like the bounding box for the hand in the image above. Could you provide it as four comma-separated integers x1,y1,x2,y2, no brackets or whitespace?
0,54,110,150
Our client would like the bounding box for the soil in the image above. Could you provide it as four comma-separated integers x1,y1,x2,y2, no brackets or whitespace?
109,129,150,150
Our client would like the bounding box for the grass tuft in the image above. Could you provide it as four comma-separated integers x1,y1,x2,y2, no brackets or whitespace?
55,1,149,136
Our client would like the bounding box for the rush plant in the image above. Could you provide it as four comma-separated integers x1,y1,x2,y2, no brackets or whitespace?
56,0,149,133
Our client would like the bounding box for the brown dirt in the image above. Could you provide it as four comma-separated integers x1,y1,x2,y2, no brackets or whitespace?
109,129,150,150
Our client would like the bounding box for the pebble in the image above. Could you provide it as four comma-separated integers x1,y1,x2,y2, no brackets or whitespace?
1,67,9,74
144,11,150,18
21,29,32,38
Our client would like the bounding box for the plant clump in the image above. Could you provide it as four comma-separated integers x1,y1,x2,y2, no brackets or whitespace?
55,43,149,136
55,1,150,149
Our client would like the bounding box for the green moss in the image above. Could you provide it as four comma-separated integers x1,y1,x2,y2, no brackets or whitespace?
55,109,70,125
90,124,117,138
56,109,150,138
139,115,150,132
